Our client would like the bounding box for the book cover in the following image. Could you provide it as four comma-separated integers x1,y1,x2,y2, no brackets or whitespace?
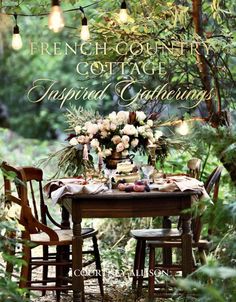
0,1,235,301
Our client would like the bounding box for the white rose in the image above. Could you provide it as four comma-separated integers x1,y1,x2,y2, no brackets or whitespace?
74,126,81,134
101,131,108,138
155,130,163,140
122,135,130,143
117,111,129,124
104,149,112,157
136,111,146,122
84,121,91,128
102,119,110,131
146,130,154,139
124,143,130,149
110,123,117,131
122,150,129,157
122,124,137,136
85,122,99,135
77,135,86,144
108,111,117,123
147,119,154,127
116,142,125,152
69,137,78,146
90,138,100,149
111,135,122,144
99,124,105,132
138,126,146,135
131,138,139,148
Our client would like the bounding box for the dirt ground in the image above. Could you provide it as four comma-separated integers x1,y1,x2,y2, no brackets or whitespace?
2,245,156,302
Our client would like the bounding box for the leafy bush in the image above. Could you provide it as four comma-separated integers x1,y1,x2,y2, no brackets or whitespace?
0,191,27,302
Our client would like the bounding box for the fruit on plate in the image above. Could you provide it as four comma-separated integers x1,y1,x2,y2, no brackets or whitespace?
135,180,144,185
125,185,134,193
117,181,151,193
133,184,145,192
117,183,126,191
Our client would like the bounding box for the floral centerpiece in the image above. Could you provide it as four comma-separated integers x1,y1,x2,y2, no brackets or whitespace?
48,107,169,177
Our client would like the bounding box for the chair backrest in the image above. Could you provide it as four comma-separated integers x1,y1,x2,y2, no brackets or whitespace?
187,158,201,179
14,166,65,229
2,163,45,224
18,167,46,225
204,166,223,201
192,166,223,242
1,162,59,241
2,161,28,204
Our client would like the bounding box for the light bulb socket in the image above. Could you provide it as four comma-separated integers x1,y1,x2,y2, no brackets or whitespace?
13,25,20,34
82,16,88,26
52,0,60,6
79,6,85,14
121,0,127,9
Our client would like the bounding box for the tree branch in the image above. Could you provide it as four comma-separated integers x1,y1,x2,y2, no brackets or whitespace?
192,0,216,116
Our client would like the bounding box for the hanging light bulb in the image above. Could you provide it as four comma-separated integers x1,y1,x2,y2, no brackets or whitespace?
80,16,90,41
12,14,22,50
119,0,129,23
176,120,189,136
48,0,64,33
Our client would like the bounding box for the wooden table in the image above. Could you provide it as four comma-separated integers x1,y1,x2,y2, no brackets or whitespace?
69,190,199,302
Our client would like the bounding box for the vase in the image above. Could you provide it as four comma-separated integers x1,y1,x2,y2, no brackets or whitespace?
105,150,130,169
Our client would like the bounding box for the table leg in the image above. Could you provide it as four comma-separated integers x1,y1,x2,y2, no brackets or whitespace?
181,215,193,277
72,207,84,302
61,206,70,286
61,206,70,229
162,216,172,269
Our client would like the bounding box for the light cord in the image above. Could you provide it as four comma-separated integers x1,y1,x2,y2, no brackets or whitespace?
4,0,103,17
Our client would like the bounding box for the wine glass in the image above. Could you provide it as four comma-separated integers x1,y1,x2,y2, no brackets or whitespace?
104,168,117,193
141,165,154,185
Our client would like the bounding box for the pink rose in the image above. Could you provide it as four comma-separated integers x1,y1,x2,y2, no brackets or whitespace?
131,138,139,148
85,122,99,135
116,142,125,152
111,135,122,144
77,135,86,144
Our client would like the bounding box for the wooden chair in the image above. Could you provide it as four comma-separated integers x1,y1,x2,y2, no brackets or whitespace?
130,166,223,299
1,162,104,301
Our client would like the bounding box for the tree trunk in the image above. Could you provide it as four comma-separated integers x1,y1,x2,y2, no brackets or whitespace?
0,102,10,128
192,0,216,116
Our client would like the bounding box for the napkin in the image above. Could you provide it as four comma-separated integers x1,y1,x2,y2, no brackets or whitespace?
44,178,108,205
152,176,209,199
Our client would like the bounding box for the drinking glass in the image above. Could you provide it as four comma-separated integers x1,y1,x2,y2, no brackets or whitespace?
104,168,117,193
141,165,154,185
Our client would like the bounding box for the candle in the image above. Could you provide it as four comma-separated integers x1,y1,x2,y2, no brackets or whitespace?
98,152,103,165
83,144,89,161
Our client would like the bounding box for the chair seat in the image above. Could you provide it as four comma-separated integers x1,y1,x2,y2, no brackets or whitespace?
147,239,210,249
131,228,182,240
30,227,96,244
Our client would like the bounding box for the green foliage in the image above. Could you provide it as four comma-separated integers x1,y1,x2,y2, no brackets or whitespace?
186,124,236,163
0,191,28,302
176,260,236,302
1,0,235,139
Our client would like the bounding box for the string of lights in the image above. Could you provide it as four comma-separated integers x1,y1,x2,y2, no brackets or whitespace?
4,0,130,50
